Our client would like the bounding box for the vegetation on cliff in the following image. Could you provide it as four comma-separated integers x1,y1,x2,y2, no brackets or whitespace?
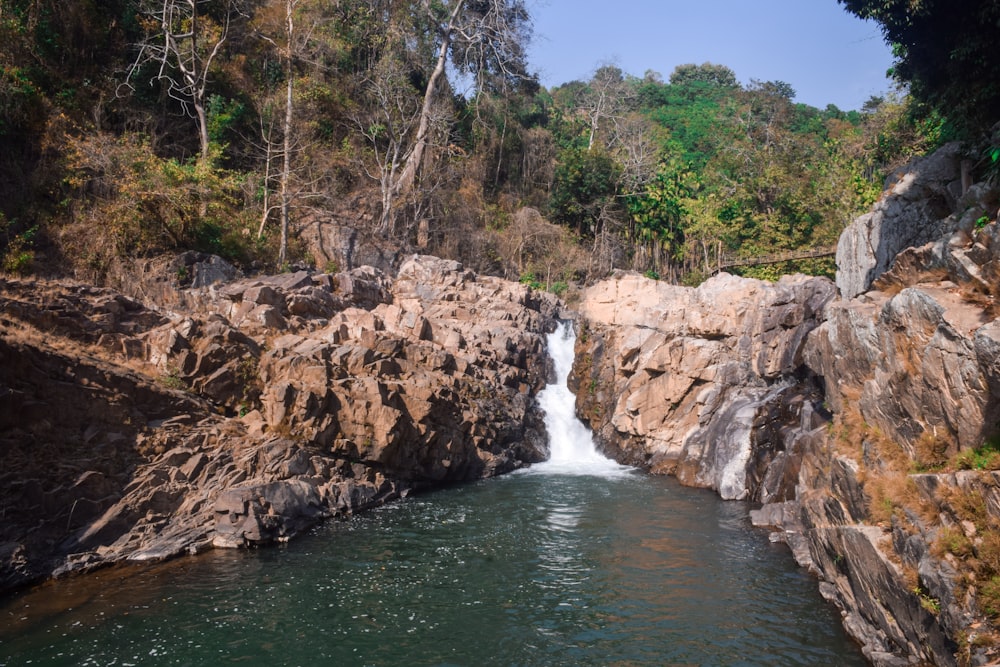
838,0,1000,145
0,0,942,289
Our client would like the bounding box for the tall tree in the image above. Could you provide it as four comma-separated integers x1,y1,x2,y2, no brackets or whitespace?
838,0,1000,139
578,64,633,151
126,0,244,162
390,0,533,202
254,0,302,265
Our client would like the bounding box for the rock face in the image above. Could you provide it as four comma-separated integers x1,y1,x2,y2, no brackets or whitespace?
793,215,1000,666
572,144,1000,666
836,141,966,299
574,271,835,501
0,255,558,591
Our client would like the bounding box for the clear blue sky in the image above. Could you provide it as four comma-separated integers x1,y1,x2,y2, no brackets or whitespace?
526,0,895,111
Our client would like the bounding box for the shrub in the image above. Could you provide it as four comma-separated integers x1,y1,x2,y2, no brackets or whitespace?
1,216,35,275
934,525,974,559
61,133,258,281
981,577,1000,621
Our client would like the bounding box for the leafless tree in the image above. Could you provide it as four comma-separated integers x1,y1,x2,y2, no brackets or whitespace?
252,0,342,265
125,0,245,162
391,0,533,202
610,112,662,195
578,64,634,152
356,57,425,235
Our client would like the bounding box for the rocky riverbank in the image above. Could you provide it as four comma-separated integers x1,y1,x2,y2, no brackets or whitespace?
0,255,559,591
571,144,1000,666
4,144,1000,666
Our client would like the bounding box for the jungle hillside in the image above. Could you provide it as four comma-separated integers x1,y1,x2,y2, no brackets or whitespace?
0,0,991,289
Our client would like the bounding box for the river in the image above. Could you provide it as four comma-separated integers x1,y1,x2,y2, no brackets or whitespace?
0,324,866,666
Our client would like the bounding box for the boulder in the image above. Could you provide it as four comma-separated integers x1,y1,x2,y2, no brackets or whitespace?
837,142,965,299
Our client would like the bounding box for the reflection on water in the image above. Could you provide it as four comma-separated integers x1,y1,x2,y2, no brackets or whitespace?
0,473,864,666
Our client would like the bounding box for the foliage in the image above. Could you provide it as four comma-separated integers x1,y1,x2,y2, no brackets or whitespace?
838,0,1000,140
668,62,738,89
518,272,542,289
0,0,942,288
62,133,258,279
549,147,621,237
952,440,1000,472
0,214,36,275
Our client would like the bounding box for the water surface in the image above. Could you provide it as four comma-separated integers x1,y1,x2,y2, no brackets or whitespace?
0,323,865,666
0,472,864,666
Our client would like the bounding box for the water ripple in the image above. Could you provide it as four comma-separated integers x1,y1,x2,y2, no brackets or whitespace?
0,476,864,667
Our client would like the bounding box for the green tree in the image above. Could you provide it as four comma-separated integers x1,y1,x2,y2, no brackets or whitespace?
668,62,738,89
838,0,1000,139
624,158,697,277
549,146,620,238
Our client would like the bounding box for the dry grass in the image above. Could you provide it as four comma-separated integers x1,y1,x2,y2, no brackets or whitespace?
915,431,956,471
933,525,975,559
832,397,866,459
932,483,1000,629
872,266,950,297
0,301,161,383
865,468,936,526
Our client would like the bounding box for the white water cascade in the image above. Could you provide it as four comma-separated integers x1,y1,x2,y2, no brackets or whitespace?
531,321,631,475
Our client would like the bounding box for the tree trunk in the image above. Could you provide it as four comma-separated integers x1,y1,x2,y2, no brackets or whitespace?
257,115,275,239
195,101,210,163
391,0,464,200
278,0,294,267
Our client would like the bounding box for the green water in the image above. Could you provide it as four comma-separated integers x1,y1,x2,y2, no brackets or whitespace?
0,470,864,666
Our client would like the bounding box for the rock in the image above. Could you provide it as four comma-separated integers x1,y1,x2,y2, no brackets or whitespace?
0,253,558,592
837,142,966,299
183,253,239,288
574,270,835,501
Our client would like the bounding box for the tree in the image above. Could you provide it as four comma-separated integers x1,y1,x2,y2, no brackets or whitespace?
253,0,304,265
126,0,245,162
357,56,425,235
578,64,633,151
624,157,696,279
549,146,620,238
391,0,533,202
669,62,738,89
838,0,1000,139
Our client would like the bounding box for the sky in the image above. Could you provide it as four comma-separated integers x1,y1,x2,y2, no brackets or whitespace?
526,0,896,111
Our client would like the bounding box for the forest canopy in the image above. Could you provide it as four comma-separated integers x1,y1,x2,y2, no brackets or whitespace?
838,0,1000,142
0,0,967,287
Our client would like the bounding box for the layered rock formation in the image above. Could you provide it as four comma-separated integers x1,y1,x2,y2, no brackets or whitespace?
836,142,967,299
572,271,835,502
0,255,558,591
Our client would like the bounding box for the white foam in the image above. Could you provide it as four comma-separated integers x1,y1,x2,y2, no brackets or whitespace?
527,322,632,477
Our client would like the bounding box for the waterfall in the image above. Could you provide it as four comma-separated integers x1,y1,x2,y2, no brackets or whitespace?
531,321,630,475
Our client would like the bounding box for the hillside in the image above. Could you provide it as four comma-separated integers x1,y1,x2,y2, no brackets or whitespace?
0,0,939,291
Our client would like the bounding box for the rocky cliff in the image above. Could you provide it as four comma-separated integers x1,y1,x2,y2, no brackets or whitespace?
572,144,1000,666
0,255,559,591
572,271,834,502
5,145,1000,666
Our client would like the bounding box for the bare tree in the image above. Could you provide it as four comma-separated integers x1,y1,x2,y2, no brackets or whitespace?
354,58,422,235
391,0,533,202
276,0,298,265
610,112,662,195
125,0,244,163
252,0,337,265
579,64,634,152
